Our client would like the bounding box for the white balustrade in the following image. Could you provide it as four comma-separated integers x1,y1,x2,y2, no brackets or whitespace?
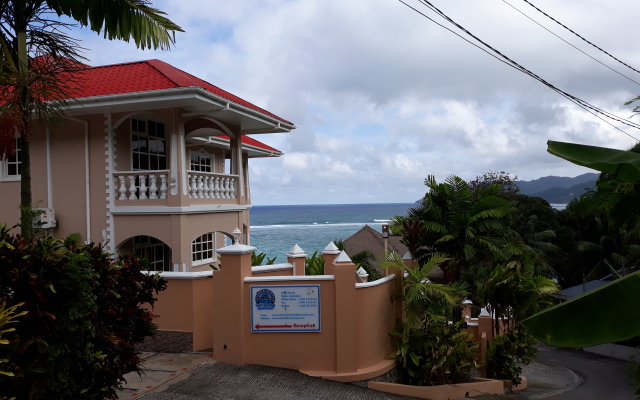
149,175,158,199
114,171,168,200
114,171,236,201
187,172,237,199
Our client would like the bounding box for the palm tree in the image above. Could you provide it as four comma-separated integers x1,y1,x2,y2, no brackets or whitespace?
476,260,557,337
395,175,517,283
0,1,182,239
382,251,464,328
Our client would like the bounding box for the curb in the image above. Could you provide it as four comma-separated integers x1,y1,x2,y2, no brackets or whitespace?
528,362,582,399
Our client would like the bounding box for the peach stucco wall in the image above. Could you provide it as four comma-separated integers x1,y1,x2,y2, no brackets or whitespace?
208,248,399,380
1,108,253,248
355,282,397,370
152,277,214,352
0,181,20,228
243,280,338,372
114,210,249,268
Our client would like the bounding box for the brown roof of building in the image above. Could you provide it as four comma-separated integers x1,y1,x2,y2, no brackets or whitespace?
343,225,444,281
343,225,408,275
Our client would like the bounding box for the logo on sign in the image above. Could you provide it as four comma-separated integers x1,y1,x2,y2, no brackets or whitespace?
255,289,276,310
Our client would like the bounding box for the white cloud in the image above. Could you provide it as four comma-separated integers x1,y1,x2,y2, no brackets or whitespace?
71,0,640,204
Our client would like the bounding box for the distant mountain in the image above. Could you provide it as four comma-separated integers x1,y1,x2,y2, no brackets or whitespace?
516,173,598,204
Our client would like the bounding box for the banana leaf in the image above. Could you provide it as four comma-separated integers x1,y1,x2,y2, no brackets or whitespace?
547,140,640,183
522,271,640,347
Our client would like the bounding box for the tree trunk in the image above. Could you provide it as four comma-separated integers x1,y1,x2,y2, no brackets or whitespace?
17,28,33,240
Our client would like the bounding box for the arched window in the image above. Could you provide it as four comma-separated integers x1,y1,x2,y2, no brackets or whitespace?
192,232,215,266
133,236,171,271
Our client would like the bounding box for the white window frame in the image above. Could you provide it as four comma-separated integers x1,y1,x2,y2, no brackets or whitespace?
133,236,171,272
189,149,214,173
0,136,21,181
130,118,168,171
192,232,216,267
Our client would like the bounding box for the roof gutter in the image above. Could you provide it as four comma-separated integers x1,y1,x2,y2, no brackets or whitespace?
191,136,283,157
66,87,296,132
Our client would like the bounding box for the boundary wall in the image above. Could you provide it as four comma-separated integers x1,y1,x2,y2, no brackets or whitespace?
140,242,502,383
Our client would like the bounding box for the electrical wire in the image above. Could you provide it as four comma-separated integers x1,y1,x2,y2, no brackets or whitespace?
397,0,640,141
502,0,640,87
520,0,640,77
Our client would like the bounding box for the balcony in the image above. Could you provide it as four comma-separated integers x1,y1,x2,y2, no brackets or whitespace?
115,170,170,201
187,172,238,200
113,171,240,210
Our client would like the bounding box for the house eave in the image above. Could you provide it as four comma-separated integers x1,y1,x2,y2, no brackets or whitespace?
65,87,296,134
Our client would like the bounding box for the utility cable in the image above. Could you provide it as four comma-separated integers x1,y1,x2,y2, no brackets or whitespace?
520,0,640,77
397,0,640,141
502,0,640,87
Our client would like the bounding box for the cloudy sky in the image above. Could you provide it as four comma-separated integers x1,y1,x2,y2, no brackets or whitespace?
73,0,640,205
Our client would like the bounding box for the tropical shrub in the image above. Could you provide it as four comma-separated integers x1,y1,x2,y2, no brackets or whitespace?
486,329,536,385
351,250,381,281
0,301,27,379
390,318,479,386
476,260,558,337
384,252,476,385
305,251,324,275
0,230,166,400
392,174,516,283
252,252,277,266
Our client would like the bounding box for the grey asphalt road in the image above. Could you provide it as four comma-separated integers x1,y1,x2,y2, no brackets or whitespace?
133,344,637,400
498,345,636,400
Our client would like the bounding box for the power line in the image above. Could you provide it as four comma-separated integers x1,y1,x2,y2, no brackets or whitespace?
397,0,639,141
520,0,640,77
502,0,640,87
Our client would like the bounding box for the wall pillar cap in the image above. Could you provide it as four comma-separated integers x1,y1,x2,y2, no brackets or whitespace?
479,307,491,317
286,244,307,258
217,243,256,255
334,250,352,263
356,266,369,277
402,252,412,260
322,241,341,255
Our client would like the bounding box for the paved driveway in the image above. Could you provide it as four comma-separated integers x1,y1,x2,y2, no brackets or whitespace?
139,362,418,400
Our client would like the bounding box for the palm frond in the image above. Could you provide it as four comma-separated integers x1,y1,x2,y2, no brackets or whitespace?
47,0,183,50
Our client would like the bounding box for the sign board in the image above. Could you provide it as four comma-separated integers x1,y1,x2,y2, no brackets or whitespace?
250,285,321,333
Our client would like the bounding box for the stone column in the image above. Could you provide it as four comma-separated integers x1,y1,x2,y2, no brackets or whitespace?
334,251,358,373
357,267,369,282
402,251,414,269
322,241,341,275
212,243,256,364
286,244,307,276
478,307,494,343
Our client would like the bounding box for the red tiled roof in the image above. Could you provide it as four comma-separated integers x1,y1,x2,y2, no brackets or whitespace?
69,59,292,124
219,135,281,153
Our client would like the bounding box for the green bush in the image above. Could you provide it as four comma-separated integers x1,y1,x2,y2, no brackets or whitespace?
390,318,478,386
305,251,324,275
0,228,166,399
252,252,277,266
486,329,536,385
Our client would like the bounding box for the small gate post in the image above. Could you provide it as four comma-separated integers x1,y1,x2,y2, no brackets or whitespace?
287,244,307,276
322,242,341,275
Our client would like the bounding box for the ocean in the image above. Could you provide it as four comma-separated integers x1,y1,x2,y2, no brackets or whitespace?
249,203,414,261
